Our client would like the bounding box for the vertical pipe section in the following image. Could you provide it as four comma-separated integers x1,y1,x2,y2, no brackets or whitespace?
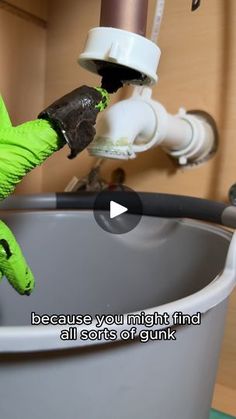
100,0,148,36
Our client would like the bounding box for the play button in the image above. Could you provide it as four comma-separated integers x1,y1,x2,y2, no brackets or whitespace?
110,201,128,219
93,186,143,234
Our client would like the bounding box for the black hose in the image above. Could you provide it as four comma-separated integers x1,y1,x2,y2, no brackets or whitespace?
56,192,229,226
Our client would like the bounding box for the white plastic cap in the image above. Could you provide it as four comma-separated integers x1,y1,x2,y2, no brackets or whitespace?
79,27,161,85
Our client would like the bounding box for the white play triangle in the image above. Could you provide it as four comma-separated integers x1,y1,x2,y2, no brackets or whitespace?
110,200,128,219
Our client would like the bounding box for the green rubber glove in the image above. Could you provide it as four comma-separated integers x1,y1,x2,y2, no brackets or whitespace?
0,221,34,295
0,96,63,200
0,96,62,295
0,86,109,295
0,86,109,198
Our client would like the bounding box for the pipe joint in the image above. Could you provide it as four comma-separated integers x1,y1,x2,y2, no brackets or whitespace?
88,89,218,166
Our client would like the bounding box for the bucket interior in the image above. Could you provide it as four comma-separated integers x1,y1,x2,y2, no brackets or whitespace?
0,211,230,326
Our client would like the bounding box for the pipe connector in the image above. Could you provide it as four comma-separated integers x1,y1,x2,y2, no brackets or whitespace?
79,27,160,87
164,109,217,166
88,88,218,166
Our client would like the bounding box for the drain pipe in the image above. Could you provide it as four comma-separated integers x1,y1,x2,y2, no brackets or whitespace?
79,0,217,165
100,0,148,36
88,88,217,166
79,0,161,91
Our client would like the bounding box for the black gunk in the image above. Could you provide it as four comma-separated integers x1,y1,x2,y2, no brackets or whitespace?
39,86,105,159
0,239,12,259
94,60,148,93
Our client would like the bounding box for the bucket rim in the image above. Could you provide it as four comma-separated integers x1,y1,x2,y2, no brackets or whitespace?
0,214,235,353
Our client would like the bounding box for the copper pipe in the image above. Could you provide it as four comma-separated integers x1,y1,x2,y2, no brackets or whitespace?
100,0,148,37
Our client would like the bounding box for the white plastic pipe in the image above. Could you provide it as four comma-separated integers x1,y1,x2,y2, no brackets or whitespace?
88,93,216,165
164,114,193,150
89,99,157,159
133,100,193,152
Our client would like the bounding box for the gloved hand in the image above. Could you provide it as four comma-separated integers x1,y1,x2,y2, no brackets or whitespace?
0,86,109,199
0,85,109,294
0,221,34,295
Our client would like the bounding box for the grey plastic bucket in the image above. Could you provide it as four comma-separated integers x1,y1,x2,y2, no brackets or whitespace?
0,208,235,419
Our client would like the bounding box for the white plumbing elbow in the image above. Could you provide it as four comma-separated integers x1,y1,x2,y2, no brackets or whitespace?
88,90,217,165
88,98,157,159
